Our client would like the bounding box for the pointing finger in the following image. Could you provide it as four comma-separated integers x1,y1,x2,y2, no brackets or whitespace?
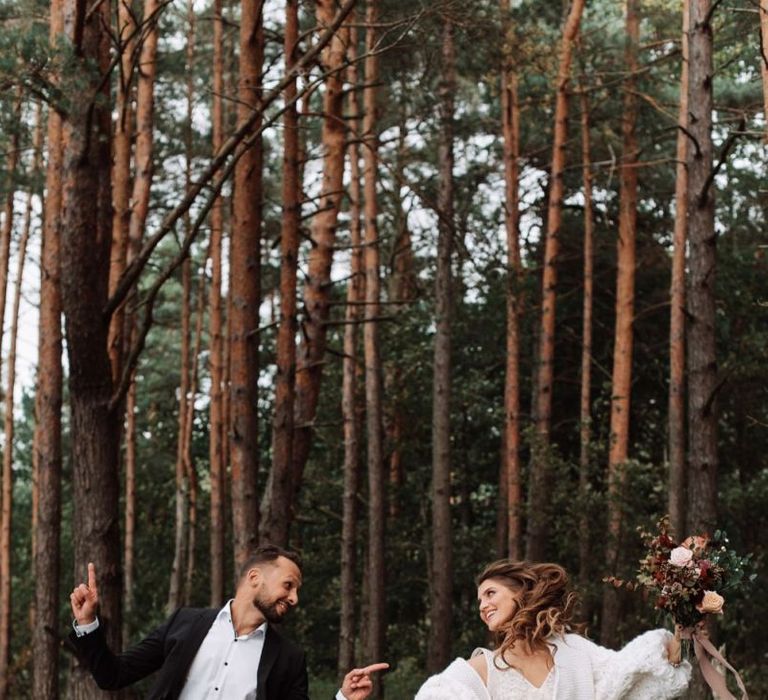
87,562,98,594
358,663,389,676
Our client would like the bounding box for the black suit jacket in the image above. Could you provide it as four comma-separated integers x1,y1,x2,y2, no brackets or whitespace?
69,607,310,700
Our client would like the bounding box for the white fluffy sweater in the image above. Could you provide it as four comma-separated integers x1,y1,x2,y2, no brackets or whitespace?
415,629,691,700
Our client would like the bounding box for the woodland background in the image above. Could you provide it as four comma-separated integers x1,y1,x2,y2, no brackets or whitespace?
0,0,766,697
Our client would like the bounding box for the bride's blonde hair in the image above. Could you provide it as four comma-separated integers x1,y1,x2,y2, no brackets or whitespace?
476,560,583,658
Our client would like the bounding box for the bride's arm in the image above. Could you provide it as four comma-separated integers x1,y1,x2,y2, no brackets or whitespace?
573,630,691,700
414,658,491,700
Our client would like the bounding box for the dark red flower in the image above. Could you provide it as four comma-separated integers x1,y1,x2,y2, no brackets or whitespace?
659,533,675,549
698,559,712,583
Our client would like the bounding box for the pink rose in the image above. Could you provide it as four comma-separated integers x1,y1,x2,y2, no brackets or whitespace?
670,546,693,567
696,590,724,614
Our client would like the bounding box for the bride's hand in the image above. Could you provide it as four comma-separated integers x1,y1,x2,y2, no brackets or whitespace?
667,625,682,666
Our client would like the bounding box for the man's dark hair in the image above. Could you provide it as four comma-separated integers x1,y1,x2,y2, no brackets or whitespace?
238,544,303,580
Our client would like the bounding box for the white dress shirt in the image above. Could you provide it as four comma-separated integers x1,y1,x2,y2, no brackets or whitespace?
178,601,266,700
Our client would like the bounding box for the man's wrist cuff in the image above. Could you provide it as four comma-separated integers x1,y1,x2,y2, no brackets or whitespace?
73,617,99,637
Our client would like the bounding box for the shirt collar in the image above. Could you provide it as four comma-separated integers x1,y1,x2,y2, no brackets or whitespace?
220,599,268,639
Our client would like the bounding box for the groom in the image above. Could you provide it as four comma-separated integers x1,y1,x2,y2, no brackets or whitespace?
69,544,387,699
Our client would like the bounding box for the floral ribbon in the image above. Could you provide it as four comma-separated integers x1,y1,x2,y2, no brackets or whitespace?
679,624,749,700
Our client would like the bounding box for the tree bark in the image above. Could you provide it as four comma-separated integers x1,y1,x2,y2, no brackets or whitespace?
685,6,717,695
291,0,350,508
385,114,418,520
33,19,64,694
122,376,137,648
602,0,640,646
339,16,364,678
168,256,192,612
208,0,226,607
427,15,455,675
0,106,40,700
686,0,717,534
60,2,122,697
668,0,689,539
526,0,585,561
577,86,594,592
500,0,522,560
230,0,264,568
362,2,385,693
0,93,21,410
760,1,768,142
184,273,206,605
261,0,301,547
119,0,162,643
108,0,136,384
126,0,160,283
169,0,196,611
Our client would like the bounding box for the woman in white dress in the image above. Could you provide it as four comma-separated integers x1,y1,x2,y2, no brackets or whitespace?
415,560,691,700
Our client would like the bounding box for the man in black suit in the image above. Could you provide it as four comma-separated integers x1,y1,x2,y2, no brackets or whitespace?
69,544,387,699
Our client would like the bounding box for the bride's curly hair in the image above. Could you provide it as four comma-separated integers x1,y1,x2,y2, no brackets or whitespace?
476,560,585,658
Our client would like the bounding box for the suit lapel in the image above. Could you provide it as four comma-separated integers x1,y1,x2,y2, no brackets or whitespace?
256,625,281,700
165,608,219,698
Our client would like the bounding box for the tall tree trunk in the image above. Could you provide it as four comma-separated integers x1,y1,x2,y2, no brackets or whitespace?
169,0,196,611
363,0,385,689
577,86,595,594
113,0,136,647
0,93,21,404
208,0,226,607
169,257,192,612
261,0,301,546
184,273,206,604
126,0,159,270
108,0,136,384
120,0,161,640
526,0,585,561
385,114,417,519
33,23,64,695
500,0,522,559
291,1,350,508
668,0,689,539
427,15,455,675
60,2,121,697
761,1,768,142
602,0,640,646
230,0,264,568
686,5,716,695
0,106,40,700
122,377,137,648
686,0,717,534
338,17,364,678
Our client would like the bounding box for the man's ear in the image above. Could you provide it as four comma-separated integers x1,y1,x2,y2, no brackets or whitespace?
246,566,263,587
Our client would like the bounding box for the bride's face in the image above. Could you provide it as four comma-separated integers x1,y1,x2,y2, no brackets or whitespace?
477,578,520,631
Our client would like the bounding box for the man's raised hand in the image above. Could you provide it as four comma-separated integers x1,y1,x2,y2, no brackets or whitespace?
340,663,389,700
70,562,99,626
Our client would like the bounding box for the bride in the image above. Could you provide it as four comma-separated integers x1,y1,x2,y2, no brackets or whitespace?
415,560,691,700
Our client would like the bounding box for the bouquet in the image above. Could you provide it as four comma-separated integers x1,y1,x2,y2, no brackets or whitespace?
607,516,754,700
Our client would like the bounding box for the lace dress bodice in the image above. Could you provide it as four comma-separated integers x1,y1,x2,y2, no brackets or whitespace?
474,649,557,700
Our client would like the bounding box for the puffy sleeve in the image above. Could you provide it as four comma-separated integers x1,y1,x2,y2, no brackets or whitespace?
414,658,490,700
575,629,691,700
414,674,473,700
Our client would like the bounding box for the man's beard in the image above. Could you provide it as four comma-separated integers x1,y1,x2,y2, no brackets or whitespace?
253,593,289,623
